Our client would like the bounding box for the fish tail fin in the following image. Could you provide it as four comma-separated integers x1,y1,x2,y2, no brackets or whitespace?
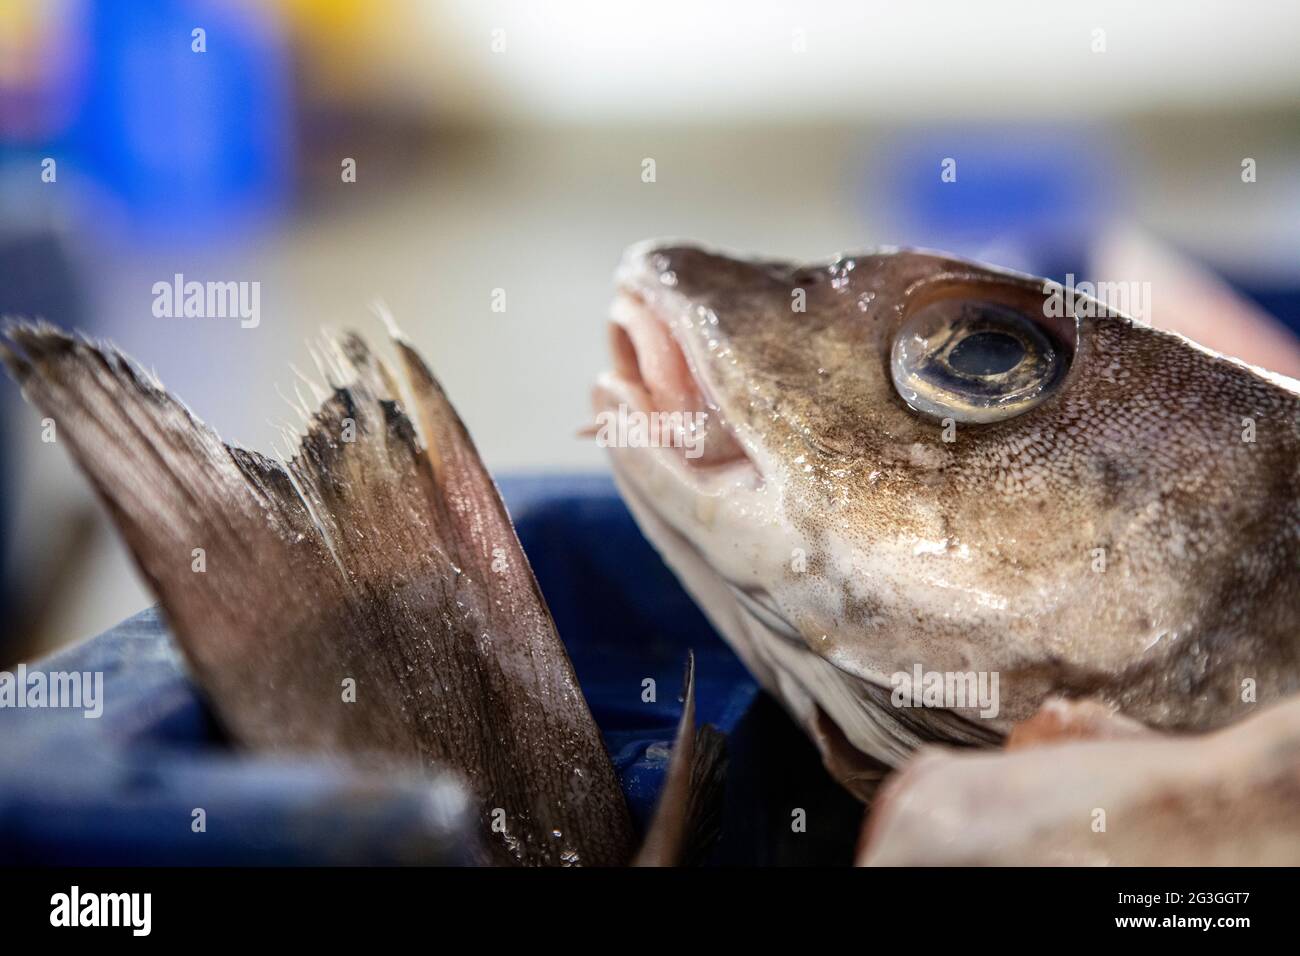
3,320,636,867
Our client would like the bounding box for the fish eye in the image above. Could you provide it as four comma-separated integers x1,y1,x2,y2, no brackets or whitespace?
890,297,1069,424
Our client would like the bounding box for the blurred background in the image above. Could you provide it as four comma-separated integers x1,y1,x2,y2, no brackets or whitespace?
2,0,1298,662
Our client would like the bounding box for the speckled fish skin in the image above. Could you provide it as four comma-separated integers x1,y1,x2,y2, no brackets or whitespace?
599,242,1300,774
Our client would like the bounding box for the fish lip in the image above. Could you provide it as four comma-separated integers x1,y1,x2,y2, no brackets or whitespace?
594,257,762,482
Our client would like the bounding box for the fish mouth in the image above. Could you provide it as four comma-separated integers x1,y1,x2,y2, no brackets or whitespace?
593,280,758,480
592,274,778,593
591,260,803,704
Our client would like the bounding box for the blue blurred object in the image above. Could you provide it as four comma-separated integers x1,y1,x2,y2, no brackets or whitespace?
70,0,294,240
0,474,782,865
871,126,1121,279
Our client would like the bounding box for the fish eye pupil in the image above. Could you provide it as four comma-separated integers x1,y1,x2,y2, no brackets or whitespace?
947,330,1025,376
890,295,1074,424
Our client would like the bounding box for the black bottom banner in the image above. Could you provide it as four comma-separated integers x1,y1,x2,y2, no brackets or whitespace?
0,866,1284,941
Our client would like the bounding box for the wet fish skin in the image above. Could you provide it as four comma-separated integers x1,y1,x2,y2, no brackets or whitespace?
599,242,1300,773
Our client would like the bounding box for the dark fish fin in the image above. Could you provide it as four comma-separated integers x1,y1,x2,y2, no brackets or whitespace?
635,651,728,866
2,321,634,867
680,724,727,866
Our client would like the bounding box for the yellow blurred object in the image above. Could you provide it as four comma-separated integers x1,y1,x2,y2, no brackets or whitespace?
275,0,404,104
278,0,374,40
269,0,478,116
0,1,46,85
0,0,77,138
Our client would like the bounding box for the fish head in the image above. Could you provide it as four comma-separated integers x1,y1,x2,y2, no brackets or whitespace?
596,241,1300,773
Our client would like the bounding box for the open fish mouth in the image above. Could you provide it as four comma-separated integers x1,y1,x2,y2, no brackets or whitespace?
595,294,756,476
593,249,779,619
